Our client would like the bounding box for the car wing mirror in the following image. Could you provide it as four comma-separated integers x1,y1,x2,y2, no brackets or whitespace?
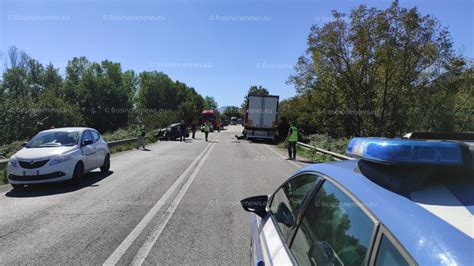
275,202,295,227
82,139,93,147
22,141,28,147
241,195,268,218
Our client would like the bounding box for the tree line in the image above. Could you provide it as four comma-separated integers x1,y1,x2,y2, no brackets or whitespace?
280,1,473,138
0,47,210,145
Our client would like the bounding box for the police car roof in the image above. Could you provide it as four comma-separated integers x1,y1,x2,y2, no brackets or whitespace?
296,160,473,265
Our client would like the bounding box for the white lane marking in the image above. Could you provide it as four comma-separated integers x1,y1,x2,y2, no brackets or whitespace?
103,137,215,265
411,185,474,238
130,133,220,265
262,144,300,168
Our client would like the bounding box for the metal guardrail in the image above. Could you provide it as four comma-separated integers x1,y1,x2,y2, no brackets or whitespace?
107,138,138,148
296,141,355,161
0,159,7,170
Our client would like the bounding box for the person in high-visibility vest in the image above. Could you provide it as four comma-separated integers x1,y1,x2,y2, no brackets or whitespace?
286,122,298,160
136,121,146,150
204,121,210,142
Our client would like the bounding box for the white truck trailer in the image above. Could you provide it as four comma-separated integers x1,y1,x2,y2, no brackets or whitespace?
244,95,279,141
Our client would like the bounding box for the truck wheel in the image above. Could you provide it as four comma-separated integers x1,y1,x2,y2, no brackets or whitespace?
71,162,84,185
100,154,110,173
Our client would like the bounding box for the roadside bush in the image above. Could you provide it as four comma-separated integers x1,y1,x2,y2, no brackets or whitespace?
308,134,349,154
1,170,6,185
0,140,26,159
146,134,157,143
102,128,137,142
141,110,179,130
110,143,136,154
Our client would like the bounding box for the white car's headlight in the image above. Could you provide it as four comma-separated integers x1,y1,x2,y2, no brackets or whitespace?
8,157,18,167
49,155,73,166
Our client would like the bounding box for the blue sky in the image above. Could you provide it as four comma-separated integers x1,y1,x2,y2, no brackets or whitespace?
1,0,473,107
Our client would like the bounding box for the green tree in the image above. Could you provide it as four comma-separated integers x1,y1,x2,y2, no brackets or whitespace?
0,47,210,145
177,88,205,124
44,63,63,94
37,89,84,129
287,1,468,137
241,85,269,110
203,96,218,109
78,60,134,132
136,71,206,127
2,47,45,99
137,71,174,111
63,57,89,106
2,67,29,98
0,48,86,144
122,70,139,105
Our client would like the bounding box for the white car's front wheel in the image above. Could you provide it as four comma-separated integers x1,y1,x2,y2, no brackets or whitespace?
100,154,110,173
71,162,84,185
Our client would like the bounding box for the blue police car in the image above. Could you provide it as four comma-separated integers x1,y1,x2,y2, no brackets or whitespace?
241,136,473,265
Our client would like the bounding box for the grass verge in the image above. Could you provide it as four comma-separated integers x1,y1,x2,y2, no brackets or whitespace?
0,170,6,186
278,140,334,163
109,135,157,154
110,143,137,154
296,146,334,163
102,127,137,142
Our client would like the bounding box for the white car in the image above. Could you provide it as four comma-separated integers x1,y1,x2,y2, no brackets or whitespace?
7,127,110,189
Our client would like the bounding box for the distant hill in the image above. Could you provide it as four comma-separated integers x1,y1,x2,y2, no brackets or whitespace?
217,106,239,113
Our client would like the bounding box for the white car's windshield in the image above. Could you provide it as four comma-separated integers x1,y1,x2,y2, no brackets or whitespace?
27,131,80,148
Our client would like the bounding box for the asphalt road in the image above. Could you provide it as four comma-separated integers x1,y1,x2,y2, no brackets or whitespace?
0,126,308,265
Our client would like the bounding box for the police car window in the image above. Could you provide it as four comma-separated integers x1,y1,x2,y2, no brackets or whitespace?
270,174,318,238
375,235,409,266
290,181,375,266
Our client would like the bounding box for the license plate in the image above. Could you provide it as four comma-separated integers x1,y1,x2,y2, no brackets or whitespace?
23,170,39,176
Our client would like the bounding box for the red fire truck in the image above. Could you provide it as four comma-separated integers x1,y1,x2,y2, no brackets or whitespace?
201,109,221,132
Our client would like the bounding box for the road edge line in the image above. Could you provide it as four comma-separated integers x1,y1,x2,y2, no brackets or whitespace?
262,144,301,168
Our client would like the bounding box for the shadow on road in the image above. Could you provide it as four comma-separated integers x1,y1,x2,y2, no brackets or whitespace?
5,171,114,198
247,139,279,145
294,159,319,164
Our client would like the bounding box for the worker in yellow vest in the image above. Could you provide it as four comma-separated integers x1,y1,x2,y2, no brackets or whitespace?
286,122,298,160
204,121,210,142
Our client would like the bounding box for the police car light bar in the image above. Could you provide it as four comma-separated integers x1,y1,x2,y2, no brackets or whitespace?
346,138,468,166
